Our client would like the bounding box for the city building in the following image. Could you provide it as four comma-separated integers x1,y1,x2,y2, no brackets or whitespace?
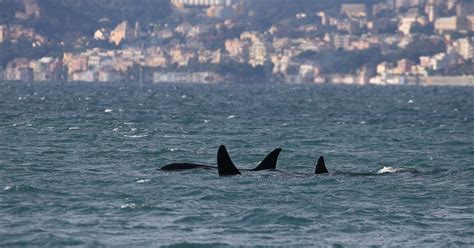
466,15,474,31
397,59,415,74
109,21,138,46
5,59,33,82
241,32,268,67
153,72,221,84
15,0,41,20
340,4,368,18
71,71,95,82
0,25,8,43
333,35,356,50
395,0,421,9
171,0,233,8
453,38,474,60
98,70,122,82
434,16,467,34
30,57,62,81
425,1,439,23
456,2,474,17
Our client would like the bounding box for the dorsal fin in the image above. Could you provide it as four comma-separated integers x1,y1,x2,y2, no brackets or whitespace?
217,145,241,176
251,148,281,171
315,156,329,174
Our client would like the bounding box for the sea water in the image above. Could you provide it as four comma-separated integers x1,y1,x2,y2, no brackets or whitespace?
0,82,473,246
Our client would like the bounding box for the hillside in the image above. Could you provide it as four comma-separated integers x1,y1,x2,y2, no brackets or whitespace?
0,0,172,39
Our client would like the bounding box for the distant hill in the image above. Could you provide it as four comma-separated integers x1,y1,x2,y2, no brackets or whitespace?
0,0,172,39
44,0,172,24
247,0,385,29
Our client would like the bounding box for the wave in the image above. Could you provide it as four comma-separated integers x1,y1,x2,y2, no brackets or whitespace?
377,166,418,174
123,134,148,138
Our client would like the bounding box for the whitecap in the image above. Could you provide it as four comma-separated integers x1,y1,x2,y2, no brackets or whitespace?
4,185,12,190
104,109,113,113
408,99,414,103
137,179,149,184
227,115,235,119
124,134,148,138
204,120,210,123
121,203,137,209
112,128,119,132
40,97,45,100
181,95,187,99
68,127,80,130
377,166,404,174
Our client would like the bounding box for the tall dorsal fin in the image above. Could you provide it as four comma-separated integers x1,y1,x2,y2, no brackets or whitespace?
217,145,241,176
251,148,281,171
315,156,329,174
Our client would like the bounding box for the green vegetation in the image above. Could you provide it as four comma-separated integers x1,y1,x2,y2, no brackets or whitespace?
248,0,385,30
437,60,474,76
0,41,63,67
44,0,171,23
395,37,446,63
1,0,171,40
0,1,22,22
297,48,384,74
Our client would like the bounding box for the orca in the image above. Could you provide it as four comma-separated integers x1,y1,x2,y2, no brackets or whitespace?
160,145,281,173
312,157,419,176
217,147,329,176
215,150,417,177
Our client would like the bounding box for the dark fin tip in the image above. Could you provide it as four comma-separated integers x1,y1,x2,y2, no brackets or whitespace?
315,156,329,174
217,145,241,176
251,148,282,171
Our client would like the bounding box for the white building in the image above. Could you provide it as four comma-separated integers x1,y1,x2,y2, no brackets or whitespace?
453,38,474,60
0,25,8,43
153,72,220,84
171,0,233,7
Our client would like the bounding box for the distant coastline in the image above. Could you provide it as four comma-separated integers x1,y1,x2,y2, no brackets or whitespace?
2,1,474,85
2,75,474,87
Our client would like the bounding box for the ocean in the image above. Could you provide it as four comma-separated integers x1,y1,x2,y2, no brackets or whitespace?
0,82,473,246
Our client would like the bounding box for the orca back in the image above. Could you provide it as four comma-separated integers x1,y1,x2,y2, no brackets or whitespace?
161,163,215,171
217,145,241,176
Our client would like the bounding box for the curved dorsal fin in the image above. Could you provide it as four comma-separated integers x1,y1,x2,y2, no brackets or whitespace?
315,156,329,174
217,145,241,176
251,148,281,171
